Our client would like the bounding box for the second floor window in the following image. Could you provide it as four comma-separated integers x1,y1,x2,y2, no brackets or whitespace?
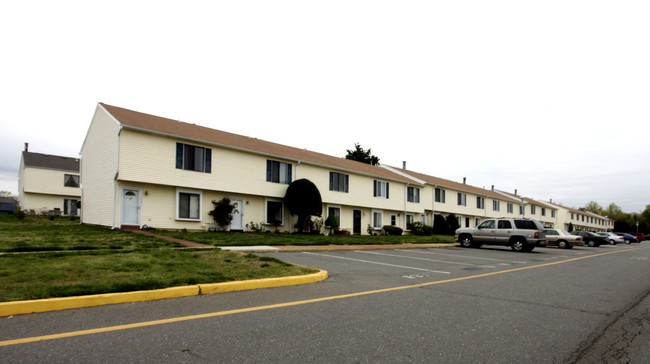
329,172,349,192
458,193,467,206
476,197,485,209
373,180,389,199
64,174,80,188
435,188,446,203
493,200,500,211
176,143,211,173
266,160,292,184
407,187,420,203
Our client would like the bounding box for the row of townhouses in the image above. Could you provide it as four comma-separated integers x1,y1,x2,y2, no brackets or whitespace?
18,103,613,234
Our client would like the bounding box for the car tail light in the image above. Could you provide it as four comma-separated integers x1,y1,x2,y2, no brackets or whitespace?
534,231,540,238
576,237,582,241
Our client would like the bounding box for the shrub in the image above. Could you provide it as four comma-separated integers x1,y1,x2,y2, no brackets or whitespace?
208,197,238,231
383,225,403,236
408,221,433,235
433,215,451,235
325,215,339,235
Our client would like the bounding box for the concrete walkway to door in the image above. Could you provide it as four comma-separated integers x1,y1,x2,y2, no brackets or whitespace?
129,229,214,248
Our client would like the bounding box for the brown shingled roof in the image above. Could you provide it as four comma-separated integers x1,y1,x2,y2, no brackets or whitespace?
22,151,79,172
99,103,418,184
392,167,521,203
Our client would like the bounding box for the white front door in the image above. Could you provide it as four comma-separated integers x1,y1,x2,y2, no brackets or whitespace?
230,198,244,231
122,188,140,226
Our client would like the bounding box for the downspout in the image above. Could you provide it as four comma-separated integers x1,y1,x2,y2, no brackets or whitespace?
113,126,122,229
404,183,408,230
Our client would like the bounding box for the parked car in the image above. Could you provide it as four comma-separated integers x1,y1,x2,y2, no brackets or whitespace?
544,229,584,249
455,218,546,252
570,231,608,247
629,233,645,241
597,232,624,245
615,233,639,244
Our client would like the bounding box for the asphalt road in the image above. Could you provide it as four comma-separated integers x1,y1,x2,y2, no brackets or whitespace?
1,243,649,363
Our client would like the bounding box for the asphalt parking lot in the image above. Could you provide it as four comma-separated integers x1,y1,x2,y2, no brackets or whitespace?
2,243,649,363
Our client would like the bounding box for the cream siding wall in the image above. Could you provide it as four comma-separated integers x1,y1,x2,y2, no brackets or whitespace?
80,106,121,227
22,168,80,197
20,193,78,214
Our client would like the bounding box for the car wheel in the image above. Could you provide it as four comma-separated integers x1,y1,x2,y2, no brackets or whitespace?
567,244,574,249
511,239,526,252
587,240,595,247
609,239,616,245
625,240,631,244
459,235,474,248
557,240,567,249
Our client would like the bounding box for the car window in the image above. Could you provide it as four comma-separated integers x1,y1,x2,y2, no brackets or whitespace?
497,220,512,229
514,220,537,229
544,230,558,235
479,220,495,229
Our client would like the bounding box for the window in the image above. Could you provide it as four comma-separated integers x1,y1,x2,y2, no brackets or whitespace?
266,160,292,184
531,205,536,215
435,188,446,203
406,214,414,228
497,220,512,229
327,206,341,226
176,143,211,173
541,208,546,216
493,200,500,211
373,180,389,199
520,205,524,215
266,199,284,225
476,197,485,209
64,174,80,188
457,193,466,206
551,210,555,218
390,214,397,226
479,220,495,229
63,198,80,216
407,187,420,203
372,210,383,229
507,203,514,214
475,217,481,226
329,172,349,192
177,190,201,220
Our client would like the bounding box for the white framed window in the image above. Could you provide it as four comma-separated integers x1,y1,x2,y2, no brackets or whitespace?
327,205,341,226
531,205,536,215
373,180,389,199
407,187,420,203
176,188,202,221
541,208,546,216
390,214,397,226
475,217,481,226
507,203,514,214
476,197,485,209
493,200,500,211
265,198,284,225
63,198,80,216
372,210,383,229
406,214,414,228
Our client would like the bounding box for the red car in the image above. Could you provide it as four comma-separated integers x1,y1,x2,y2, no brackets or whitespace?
630,233,645,241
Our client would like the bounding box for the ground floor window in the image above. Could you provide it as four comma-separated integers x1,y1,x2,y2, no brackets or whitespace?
266,199,284,225
63,198,80,216
177,189,201,220
372,210,383,229
327,206,341,226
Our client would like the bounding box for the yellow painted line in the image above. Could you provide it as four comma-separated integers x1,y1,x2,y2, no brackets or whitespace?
0,247,644,347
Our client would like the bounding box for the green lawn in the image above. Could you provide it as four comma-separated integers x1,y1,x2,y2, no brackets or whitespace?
0,216,318,302
153,229,456,246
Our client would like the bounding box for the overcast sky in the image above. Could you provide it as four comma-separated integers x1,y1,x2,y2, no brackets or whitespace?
1,1,648,213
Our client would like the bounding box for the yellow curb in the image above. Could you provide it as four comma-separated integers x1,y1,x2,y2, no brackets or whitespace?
199,270,328,294
0,270,328,317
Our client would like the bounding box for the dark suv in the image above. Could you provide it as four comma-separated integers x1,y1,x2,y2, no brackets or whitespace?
569,231,607,247
455,218,546,252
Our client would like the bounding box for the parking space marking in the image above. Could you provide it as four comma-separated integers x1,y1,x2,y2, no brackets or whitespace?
396,249,527,264
357,250,496,268
302,252,451,274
